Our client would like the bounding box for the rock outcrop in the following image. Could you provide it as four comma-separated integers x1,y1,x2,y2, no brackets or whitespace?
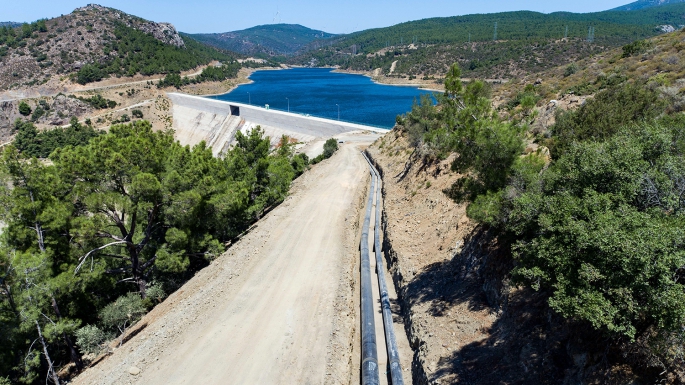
76,4,185,48
137,22,185,48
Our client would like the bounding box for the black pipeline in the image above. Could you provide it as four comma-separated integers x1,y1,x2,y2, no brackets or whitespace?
364,152,405,385
360,154,380,385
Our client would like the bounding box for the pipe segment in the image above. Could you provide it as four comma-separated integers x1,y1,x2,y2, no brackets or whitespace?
361,153,380,385
363,152,405,385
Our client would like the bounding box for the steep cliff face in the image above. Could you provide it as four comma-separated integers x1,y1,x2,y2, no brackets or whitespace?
138,22,185,48
366,129,650,385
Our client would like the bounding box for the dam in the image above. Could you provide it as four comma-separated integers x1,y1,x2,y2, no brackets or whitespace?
168,93,386,156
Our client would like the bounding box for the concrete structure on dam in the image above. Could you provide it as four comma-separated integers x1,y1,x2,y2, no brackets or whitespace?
167,93,386,157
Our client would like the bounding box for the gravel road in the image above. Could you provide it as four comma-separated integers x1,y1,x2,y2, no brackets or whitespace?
72,140,378,385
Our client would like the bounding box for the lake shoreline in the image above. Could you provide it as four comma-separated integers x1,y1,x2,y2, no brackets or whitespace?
331,68,445,93
206,67,433,128
201,66,444,98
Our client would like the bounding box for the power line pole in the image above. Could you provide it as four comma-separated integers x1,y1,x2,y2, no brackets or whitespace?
493,22,498,41
565,25,568,39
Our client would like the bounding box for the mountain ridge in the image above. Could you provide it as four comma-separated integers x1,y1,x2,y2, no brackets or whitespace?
287,2,685,80
189,23,336,57
611,0,685,11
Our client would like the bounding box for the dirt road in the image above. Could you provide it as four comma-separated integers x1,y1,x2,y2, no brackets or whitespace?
73,141,379,385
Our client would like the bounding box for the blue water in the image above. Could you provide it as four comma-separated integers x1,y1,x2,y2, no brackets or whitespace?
208,68,435,129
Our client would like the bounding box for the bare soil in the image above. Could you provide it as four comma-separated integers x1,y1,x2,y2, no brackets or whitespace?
72,141,377,385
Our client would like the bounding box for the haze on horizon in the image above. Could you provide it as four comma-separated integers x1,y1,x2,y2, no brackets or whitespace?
4,0,632,35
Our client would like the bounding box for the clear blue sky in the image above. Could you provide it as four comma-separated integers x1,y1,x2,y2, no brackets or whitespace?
4,1,633,34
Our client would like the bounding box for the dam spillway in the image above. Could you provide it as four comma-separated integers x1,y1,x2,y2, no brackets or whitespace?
167,93,386,156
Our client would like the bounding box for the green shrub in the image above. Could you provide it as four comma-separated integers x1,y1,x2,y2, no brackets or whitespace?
145,283,166,303
551,82,664,158
76,64,103,85
291,153,309,177
30,106,44,121
622,39,650,58
509,124,685,343
310,154,325,164
563,62,578,77
75,325,109,355
38,99,50,111
18,101,31,116
77,94,116,109
100,293,146,334
323,138,339,158
505,89,541,111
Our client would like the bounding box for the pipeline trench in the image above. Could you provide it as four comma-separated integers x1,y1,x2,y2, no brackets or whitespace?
360,152,413,385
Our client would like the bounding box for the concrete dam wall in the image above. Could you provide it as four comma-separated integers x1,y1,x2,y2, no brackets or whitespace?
167,93,385,156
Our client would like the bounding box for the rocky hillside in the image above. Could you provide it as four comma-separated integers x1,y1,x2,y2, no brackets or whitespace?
0,4,233,91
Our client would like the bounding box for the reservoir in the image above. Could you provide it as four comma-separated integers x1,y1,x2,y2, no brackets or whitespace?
208,68,435,129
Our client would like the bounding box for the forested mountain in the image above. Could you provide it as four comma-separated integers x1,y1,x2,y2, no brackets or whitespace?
314,5,685,54
190,24,336,57
611,0,685,11
291,3,685,79
0,4,240,90
0,22,21,28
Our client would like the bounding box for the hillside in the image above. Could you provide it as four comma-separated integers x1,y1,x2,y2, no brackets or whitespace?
361,25,685,384
292,3,685,80
0,22,21,28
495,21,685,111
612,0,685,11
0,4,237,91
190,24,336,57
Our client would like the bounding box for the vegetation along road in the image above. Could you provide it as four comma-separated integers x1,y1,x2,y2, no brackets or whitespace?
72,139,380,384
